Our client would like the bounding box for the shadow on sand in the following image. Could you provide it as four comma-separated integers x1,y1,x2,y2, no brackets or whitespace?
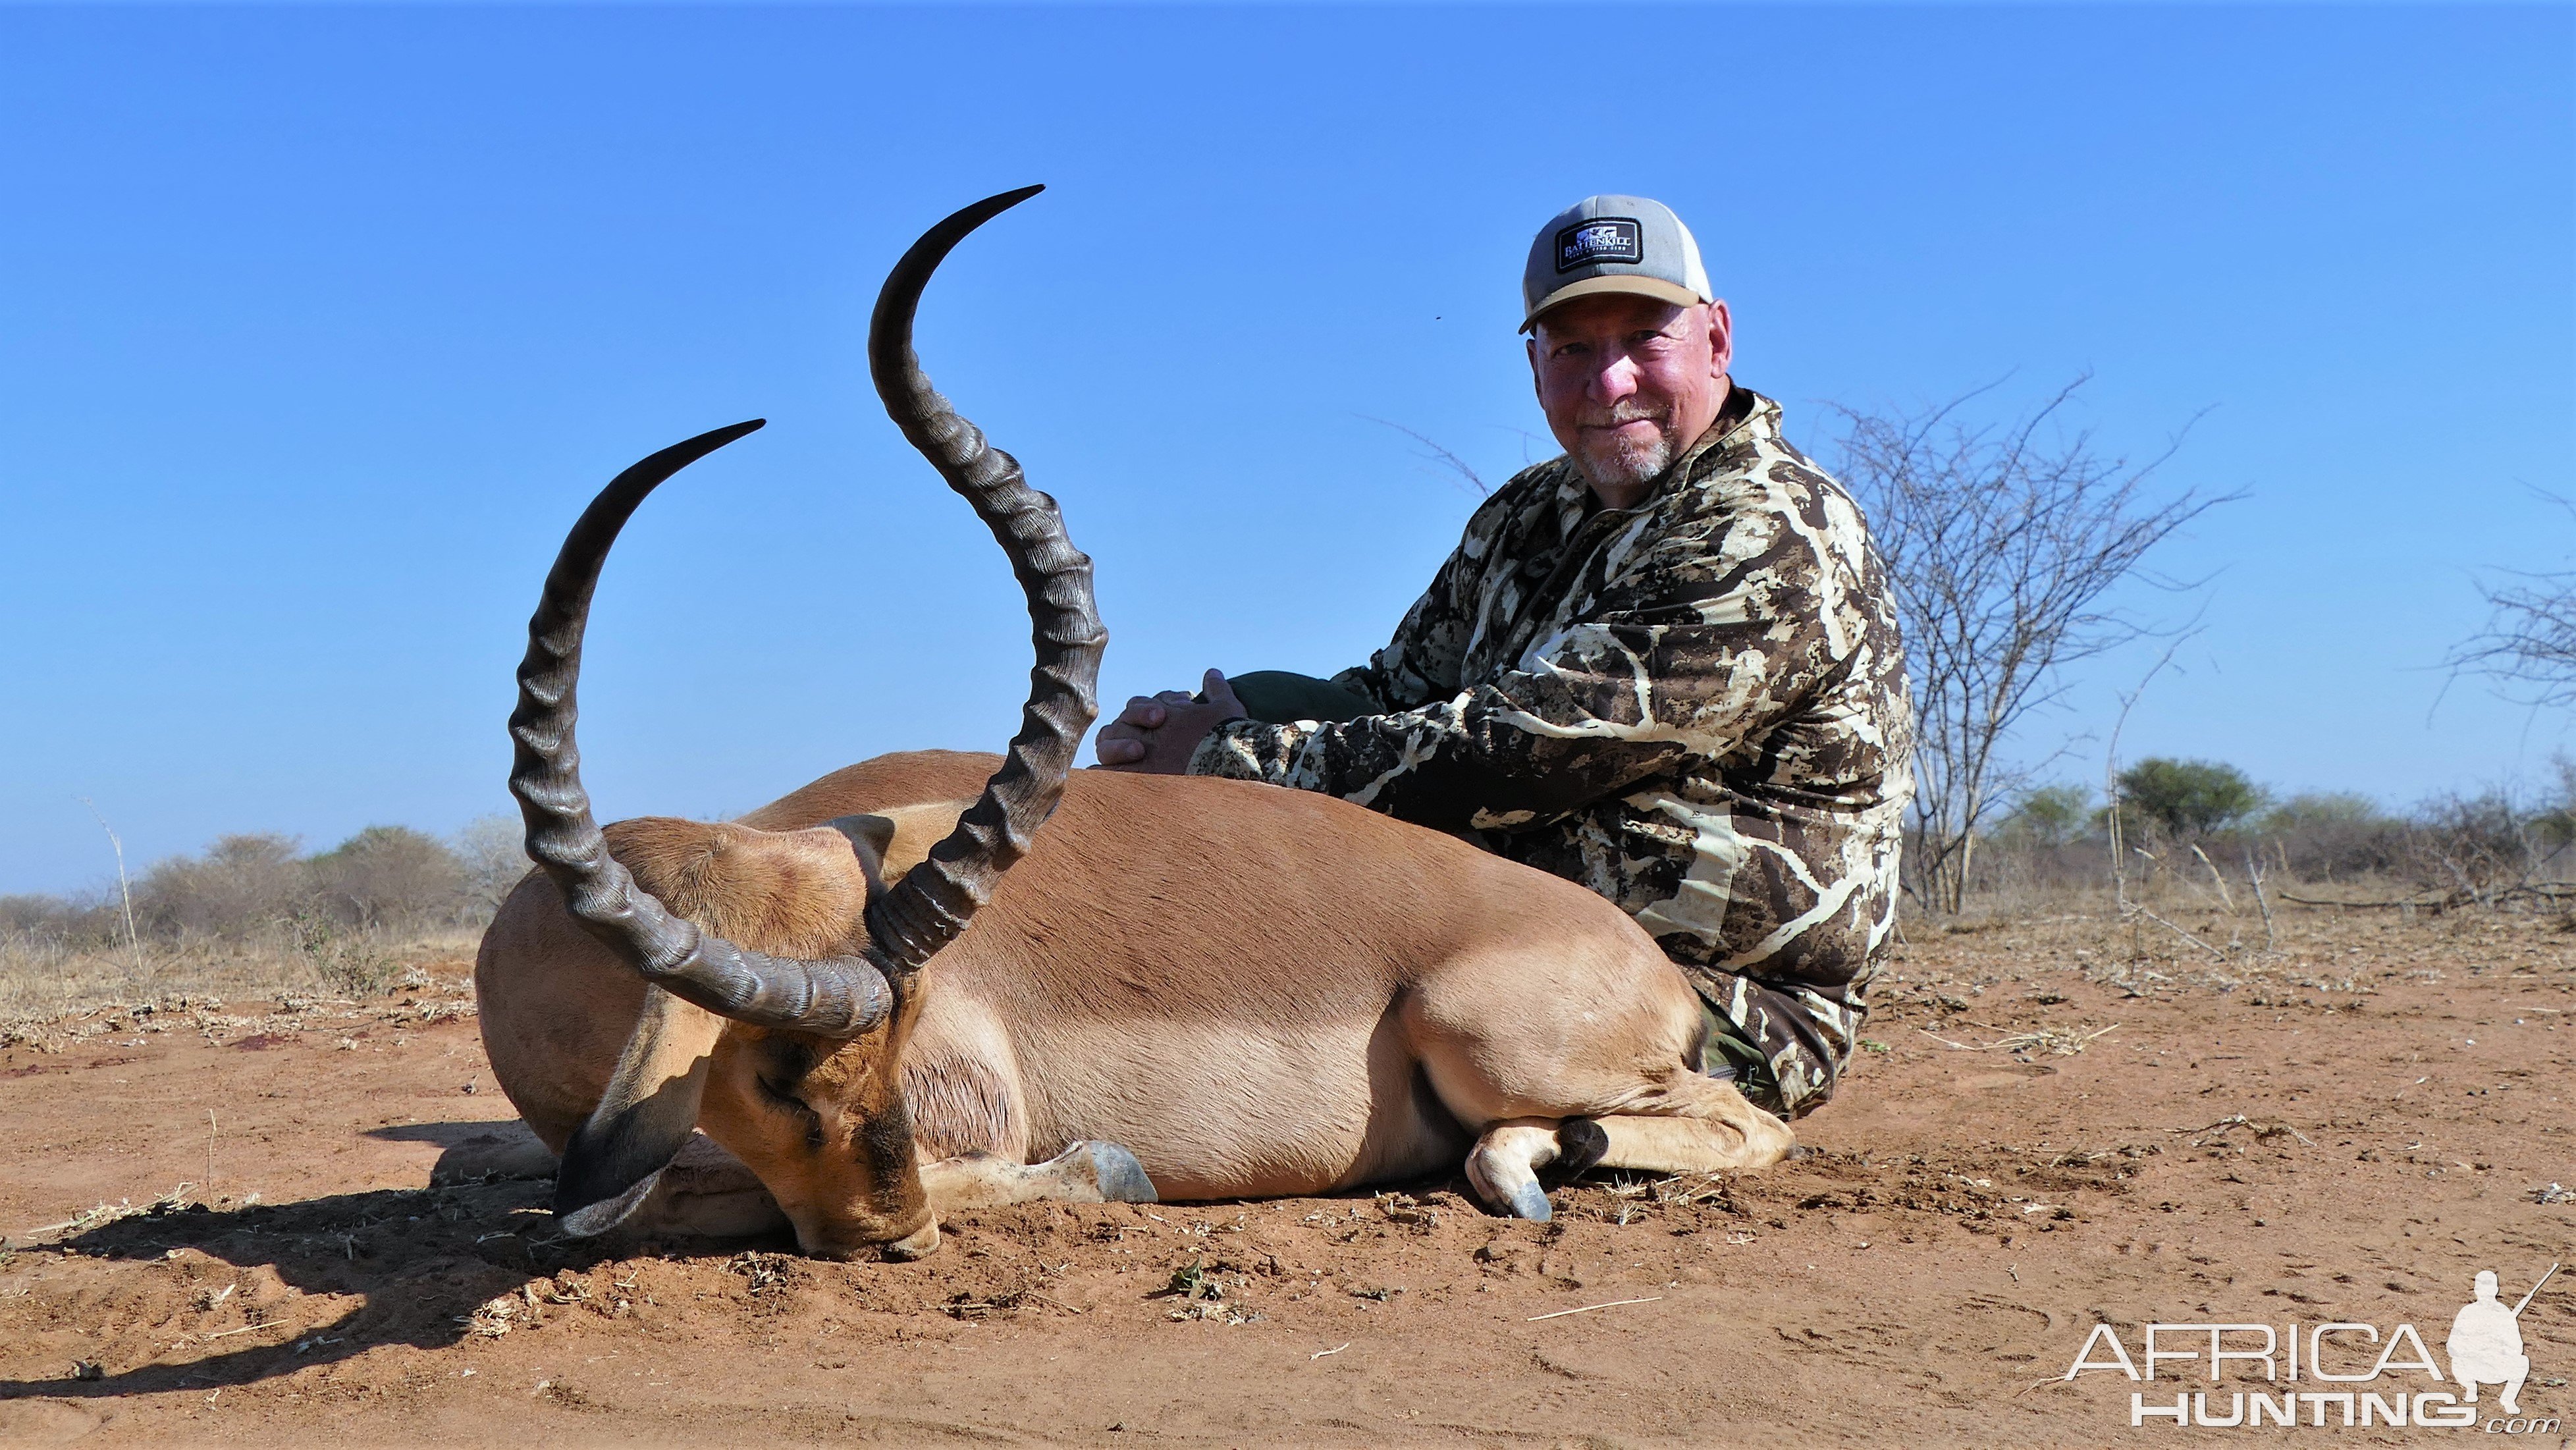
0,1119,786,1403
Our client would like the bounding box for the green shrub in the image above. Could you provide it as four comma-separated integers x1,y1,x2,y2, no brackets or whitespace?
1997,784,2096,846
2113,758,2267,838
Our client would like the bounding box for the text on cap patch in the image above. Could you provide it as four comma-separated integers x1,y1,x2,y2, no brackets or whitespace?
1556,218,1643,272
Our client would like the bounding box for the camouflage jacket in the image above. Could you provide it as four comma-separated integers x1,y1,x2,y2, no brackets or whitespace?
1187,388,1915,1110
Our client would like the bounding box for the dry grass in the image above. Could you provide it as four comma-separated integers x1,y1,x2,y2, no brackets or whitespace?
9,861,2558,1053
1904,865,2518,943
0,925,481,1025
1882,874,2576,1034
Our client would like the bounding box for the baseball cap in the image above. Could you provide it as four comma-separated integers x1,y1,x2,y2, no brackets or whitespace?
1520,195,1712,333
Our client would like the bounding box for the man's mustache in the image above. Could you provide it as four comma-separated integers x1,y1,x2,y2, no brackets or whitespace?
1577,402,1669,431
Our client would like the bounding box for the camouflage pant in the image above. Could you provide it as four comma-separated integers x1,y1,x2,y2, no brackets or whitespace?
1687,975,1848,1120
1225,671,1850,1120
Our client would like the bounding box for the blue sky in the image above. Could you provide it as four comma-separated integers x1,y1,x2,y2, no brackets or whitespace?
1,4,2569,895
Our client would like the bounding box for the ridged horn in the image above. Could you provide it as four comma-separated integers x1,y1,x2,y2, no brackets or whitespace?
863,184,1107,975
508,420,896,1037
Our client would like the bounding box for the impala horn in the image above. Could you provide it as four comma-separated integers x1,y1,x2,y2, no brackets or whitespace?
861,184,1107,977
506,184,1102,1034
507,419,898,1035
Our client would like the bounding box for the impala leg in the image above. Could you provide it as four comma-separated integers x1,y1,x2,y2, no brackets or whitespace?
1588,1112,1787,1173
1464,1118,1565,1222
1586,1071,1796,1173
917,1141,1158,1212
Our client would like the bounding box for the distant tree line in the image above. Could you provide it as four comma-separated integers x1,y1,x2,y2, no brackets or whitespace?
1966,755,2576,907
2,817,527,949
1832,373,2576,918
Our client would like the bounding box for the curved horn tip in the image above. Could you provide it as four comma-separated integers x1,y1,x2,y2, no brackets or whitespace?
630,417,768,489
931,186,1045,240
619,418,768,483
701,417,767,446
982,183,1045,211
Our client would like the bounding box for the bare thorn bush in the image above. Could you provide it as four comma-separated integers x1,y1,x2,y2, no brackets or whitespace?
1835,375,2236,916
2448,498,2576,707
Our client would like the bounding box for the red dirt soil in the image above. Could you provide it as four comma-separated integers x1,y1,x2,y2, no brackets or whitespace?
2,907,2570,1447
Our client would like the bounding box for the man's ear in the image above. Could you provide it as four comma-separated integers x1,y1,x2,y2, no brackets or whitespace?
824,814,898,891
1705,299,1734,379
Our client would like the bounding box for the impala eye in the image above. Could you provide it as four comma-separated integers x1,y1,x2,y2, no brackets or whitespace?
755,1074,828,1150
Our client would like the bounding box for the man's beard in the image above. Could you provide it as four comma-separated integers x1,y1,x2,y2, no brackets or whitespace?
1572,402,1677,492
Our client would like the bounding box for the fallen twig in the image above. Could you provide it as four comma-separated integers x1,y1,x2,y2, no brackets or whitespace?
203,1323,279,1341
2189,844,2237,912
14,1185,194,1243
2125,906,2226,961
2279,892,2453,911
1526,1296,1662,1322
2276,880,2576,912
1310,1341,1351,1360
2180,1114,2314,1147
2243,844,2277,953
1918,1024,2120,1056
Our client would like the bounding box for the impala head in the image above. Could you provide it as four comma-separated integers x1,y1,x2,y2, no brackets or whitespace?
504,186,1104,1257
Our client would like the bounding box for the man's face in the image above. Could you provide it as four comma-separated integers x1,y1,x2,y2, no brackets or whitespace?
1527,293,1732,504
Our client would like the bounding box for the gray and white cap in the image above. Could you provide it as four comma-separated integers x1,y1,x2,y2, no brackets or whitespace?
1520,194,1712,333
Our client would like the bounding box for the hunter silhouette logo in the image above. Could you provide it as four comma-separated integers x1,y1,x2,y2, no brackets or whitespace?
2061,1261,2561,1432
2450,1265,2554,1416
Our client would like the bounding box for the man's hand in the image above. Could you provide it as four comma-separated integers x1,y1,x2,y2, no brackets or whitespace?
1094,669,1247,773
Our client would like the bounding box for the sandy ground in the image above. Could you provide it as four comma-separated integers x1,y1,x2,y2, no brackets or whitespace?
2,904,2571,1447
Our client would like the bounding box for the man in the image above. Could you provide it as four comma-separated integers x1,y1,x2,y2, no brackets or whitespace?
1096,195,1914,1119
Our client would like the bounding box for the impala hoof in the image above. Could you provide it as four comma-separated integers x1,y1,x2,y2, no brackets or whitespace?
1506,1180,1553,1222
1087,1141,1158,1203
1547,1118,1609,1183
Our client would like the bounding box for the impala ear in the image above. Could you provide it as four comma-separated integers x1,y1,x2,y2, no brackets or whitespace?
824,815,899,890
556,989,723,1237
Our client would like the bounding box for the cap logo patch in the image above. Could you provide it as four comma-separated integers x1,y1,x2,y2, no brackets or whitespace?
1556,218,1642,272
